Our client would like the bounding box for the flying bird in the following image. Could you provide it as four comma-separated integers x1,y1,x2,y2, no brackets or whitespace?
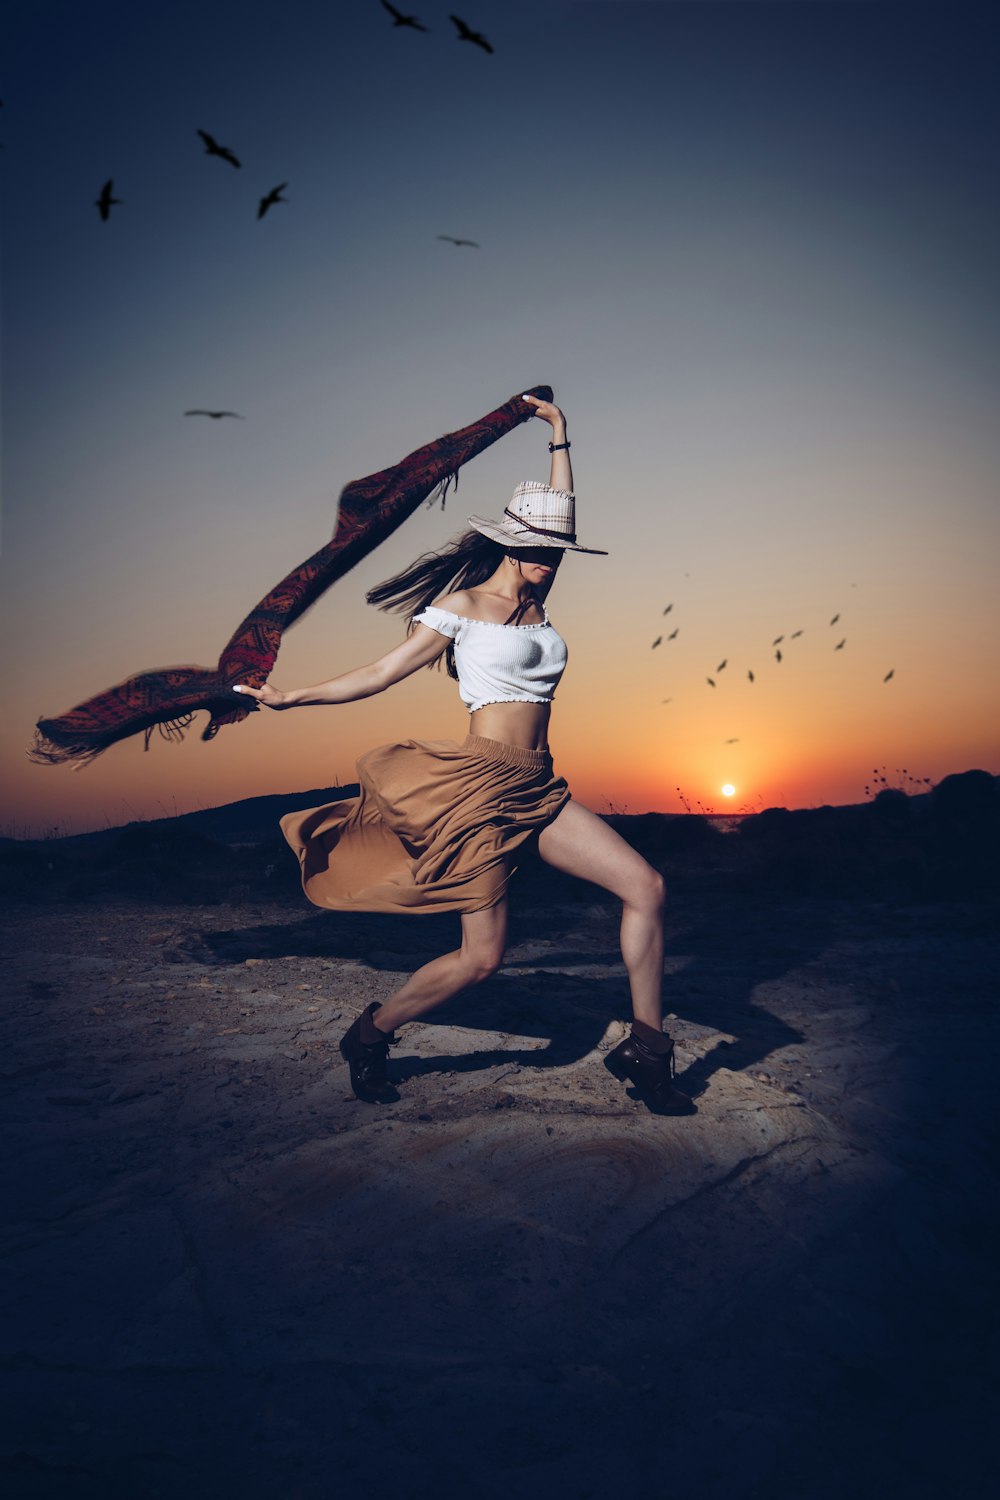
651,636,662,649
791,629,803,639
829,613,840,627
724,738,740,744
834,639,846,650
772,635,784,646
661,698,672,705
380,0,429,29
450,14,493,52
662,603,673,615
716,659,727,672
95,179,122,221
706,677,716,688
667,628,679,640
883,669,895,683
184,409,244,420
197,129,241,168
257,183,288,219
747,669,755,683
437,234,480,247
775,648,782,663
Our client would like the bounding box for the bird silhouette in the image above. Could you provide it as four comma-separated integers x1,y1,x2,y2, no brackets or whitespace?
381,0,429,29
716,659,728,672
747,669,755,683
883,669,895,683
437,234,480,247
95,179,122,221
661,698,673,705
791,629,803,639
197,129,241,168
257,183,288,219
829,613,840,627
775,648,782,663
184,409,244,420
724,737,740,744
834,639,846,651
450,14,493,52
667,628,679,640
662,603,673,615
651,636,662,649
772,635,784,646
706,677,716,688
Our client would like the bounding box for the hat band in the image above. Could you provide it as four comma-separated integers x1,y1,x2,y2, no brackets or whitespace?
502,508,577,544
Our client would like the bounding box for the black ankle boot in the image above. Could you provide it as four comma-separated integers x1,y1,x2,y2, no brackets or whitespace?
604,1031,696,1115
339,1003,399,1104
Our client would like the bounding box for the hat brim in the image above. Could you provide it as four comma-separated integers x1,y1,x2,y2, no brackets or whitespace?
467,516,608,555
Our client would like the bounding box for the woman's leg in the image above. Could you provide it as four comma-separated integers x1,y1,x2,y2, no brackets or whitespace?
536,800,693,1113
372,899,509,1032
536,800,666,1028
341,901,509,1102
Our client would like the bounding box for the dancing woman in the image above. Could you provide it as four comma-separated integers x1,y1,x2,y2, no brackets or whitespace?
234,395,694,1115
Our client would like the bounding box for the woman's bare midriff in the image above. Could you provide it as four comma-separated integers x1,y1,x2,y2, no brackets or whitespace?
468,701,552,752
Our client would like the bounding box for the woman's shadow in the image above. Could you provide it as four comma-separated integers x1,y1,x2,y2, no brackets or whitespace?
386,897,812,1097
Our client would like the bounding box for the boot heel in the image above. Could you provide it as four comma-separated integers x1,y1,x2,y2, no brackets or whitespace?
603,1049,629,1082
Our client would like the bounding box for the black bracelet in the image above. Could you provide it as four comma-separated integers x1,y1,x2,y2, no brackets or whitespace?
548,440,571,452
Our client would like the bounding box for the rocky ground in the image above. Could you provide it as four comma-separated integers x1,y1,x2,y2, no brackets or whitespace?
1,779,998,1498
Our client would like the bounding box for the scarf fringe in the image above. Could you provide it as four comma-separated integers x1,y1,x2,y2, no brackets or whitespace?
27,729,113,771
428,470,459,510
144,712,197,751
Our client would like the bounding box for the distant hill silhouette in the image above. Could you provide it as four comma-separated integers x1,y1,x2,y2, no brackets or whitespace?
2,770,996,906
1,784,359,855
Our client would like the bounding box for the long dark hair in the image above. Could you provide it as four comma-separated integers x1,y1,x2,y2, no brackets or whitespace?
366,528,506,679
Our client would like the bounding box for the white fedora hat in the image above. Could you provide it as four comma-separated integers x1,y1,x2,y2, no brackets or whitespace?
468,481,607,554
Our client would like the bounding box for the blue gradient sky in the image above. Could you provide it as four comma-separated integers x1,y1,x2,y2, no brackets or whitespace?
3,1,998,834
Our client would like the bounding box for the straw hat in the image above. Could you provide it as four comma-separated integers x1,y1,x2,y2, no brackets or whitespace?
467,481,607,555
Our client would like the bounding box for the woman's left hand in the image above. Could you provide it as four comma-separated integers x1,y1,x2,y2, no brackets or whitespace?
522,393,565,430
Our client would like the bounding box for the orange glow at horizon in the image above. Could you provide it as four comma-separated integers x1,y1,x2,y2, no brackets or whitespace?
4,0,1000,841
6,545,1000,837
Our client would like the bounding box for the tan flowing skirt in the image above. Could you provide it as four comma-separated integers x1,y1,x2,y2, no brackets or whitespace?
279,734,571,915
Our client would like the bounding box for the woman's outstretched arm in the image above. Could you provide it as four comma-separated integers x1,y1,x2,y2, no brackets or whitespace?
522,393,574,494
232,624,450,711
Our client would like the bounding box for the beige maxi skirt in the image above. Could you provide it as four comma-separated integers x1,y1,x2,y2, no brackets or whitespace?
279,734,571,916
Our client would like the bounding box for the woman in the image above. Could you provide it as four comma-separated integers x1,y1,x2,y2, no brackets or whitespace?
234,395,694,1115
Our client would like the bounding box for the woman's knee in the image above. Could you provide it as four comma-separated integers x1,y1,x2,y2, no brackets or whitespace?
462,946,504,984
458,901,507,984
459,928,506,983
629,863,666,915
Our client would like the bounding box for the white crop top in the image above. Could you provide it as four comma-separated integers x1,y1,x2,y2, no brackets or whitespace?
413,604,568,712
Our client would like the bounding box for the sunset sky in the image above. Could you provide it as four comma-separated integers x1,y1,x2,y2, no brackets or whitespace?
3,0,998,836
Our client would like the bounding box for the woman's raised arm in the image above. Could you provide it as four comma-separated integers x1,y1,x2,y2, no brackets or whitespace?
522,393,574,495
232,623,451,711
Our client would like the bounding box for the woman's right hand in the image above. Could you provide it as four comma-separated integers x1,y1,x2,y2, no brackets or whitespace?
232,682,290,710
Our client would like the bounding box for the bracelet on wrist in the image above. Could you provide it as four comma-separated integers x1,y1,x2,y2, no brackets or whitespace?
548,440,571,452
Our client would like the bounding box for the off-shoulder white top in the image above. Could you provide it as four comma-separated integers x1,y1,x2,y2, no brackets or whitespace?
413,604,568,712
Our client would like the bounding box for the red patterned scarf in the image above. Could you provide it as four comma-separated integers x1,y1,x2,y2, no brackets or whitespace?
29,385,551,767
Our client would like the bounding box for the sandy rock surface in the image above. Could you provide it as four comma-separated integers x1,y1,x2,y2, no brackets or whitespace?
1,872,997,1498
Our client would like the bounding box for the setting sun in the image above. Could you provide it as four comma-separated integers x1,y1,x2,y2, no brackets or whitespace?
722,784,736,798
